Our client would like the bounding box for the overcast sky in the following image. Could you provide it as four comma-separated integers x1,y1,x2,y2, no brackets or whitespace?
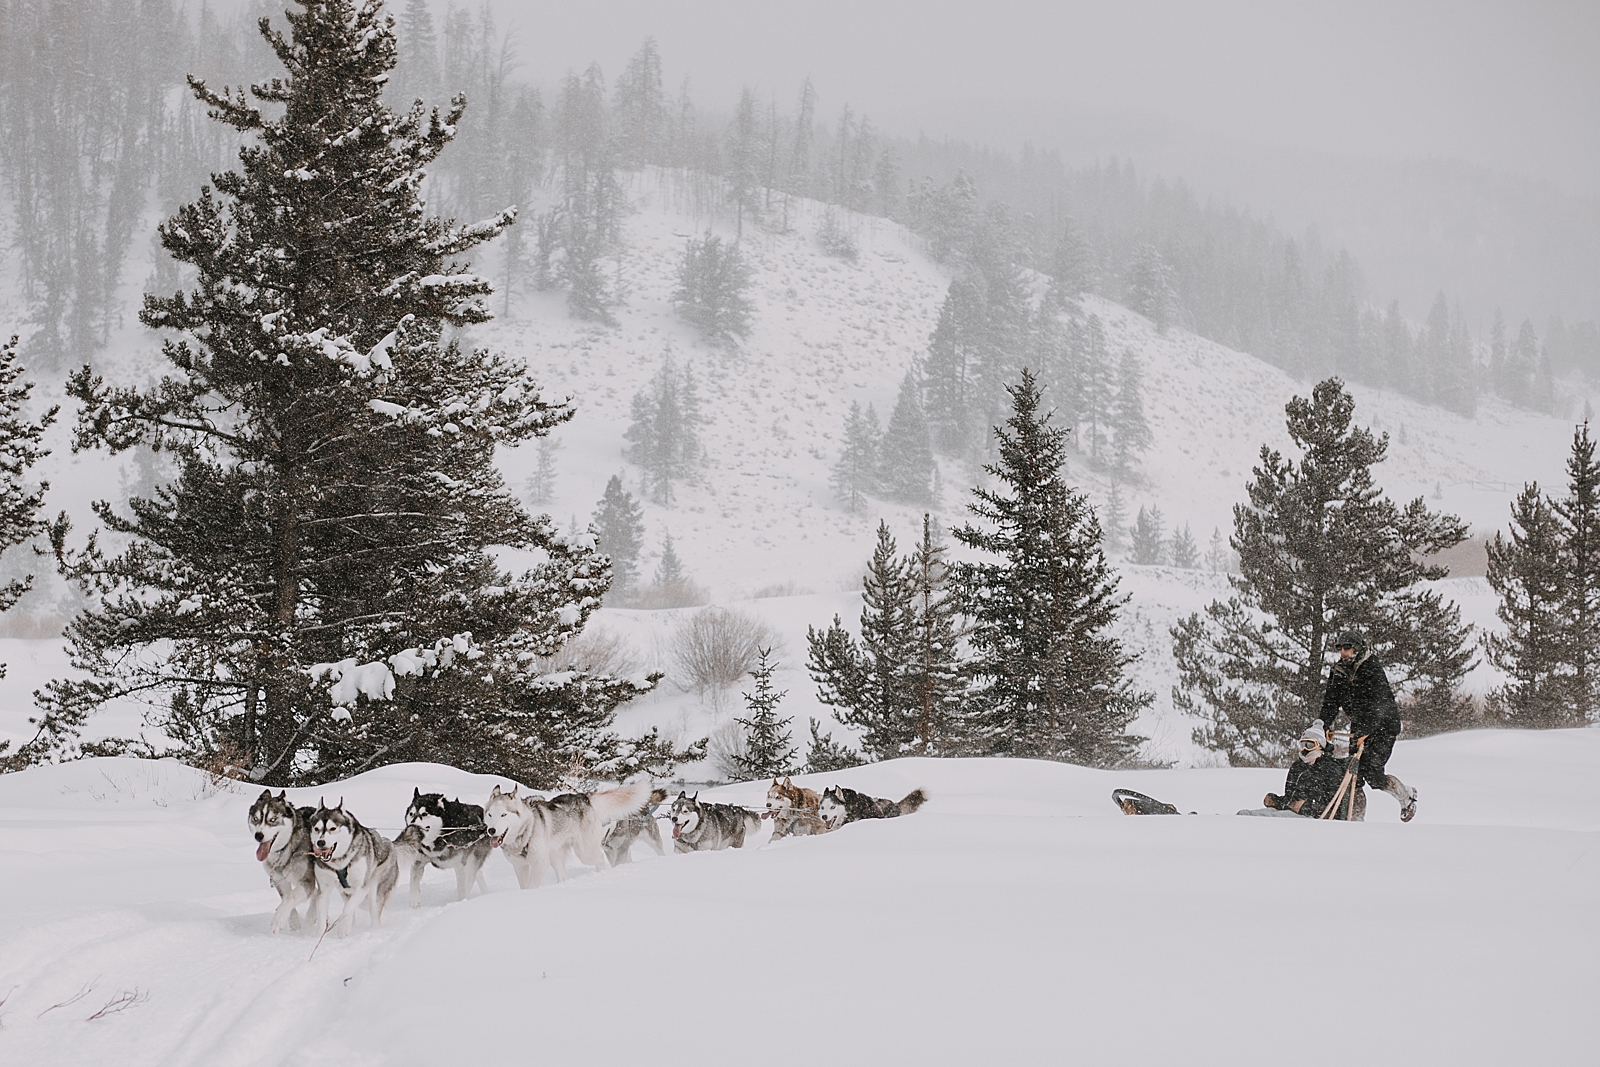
502,0,1600,195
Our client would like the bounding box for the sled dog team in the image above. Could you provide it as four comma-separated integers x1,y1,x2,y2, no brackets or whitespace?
247,777,929,937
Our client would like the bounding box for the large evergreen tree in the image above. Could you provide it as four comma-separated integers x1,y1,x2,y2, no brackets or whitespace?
953,369,1147,765
592,474,645,601
673,233,753,346
906,512,967,753
625,354,701,504
1130,506,1166,565
0,337,57,740
1551,423,1600,722
806,522,918,759
35,0,638,785
1172,378,1475,764
878,371,935,504
1484,483,1571,726
830,401,881,514
1110,349,1152,480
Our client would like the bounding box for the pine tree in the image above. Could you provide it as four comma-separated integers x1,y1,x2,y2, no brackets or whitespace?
906,513,967,753
1484,483,1570,726
1170,523,1200,569
922,278,983,456
39,0,635,785
1551,423,1600,722
612,38,665,168
1173,379,1475,765
730,647,796,780
0,337,57,719
1050,216,1094,302
830,402,881,514
655,531,684,586
673,233,754,346
392,0,440,106
953,370,1148,764
725,87,762,236
625,354,700,504
1206,526,1229,573
1130,506,1166,565
806,522,919,759
803,717,862,773
592,475,645,601
1125,243,1175,330
1111,349,1153,480
878,372,934,504
526,436,560,507
1081,314,1114,463
1101,483,1127,555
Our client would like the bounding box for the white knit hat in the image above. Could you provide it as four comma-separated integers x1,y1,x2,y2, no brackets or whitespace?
1299,719,1327,748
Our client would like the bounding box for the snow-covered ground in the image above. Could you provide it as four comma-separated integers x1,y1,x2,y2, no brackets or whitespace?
0,731,1594,1066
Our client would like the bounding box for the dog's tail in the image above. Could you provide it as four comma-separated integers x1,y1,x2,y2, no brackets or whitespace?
896,788,929,815
741,808,765,844
588,781,652,822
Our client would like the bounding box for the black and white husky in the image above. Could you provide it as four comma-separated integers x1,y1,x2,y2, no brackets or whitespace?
397,788,493,907
601,787,668,865
817,785,928,830
482,782,649,889
308,799,400,938
248,789,321,934
665,791,764,852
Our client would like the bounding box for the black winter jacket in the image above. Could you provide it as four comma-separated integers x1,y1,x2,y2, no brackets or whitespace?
1283,752,1348,816
1321,650,1402,740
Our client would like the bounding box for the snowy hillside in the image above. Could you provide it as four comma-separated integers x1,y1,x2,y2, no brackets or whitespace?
0,733,1594,1066
2,171,1594,765
455,175,1595,765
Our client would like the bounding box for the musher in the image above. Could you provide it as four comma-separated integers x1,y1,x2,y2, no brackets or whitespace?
1321,630,1418,822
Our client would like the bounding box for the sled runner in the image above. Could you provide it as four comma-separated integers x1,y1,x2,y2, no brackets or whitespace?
1111,789,1180,815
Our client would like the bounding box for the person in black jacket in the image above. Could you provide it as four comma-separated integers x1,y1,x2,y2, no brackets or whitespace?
1321,630,1418,822
1263,719,1356,817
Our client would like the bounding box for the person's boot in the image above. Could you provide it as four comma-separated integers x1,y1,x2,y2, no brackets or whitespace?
1263,793,1284,810
1383,775,1418,822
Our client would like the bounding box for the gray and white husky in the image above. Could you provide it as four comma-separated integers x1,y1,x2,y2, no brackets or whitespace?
817,785,928,830
602,787,668,865
665,791,764,852
308,799,400,938
482,782,649,889
248,789,321,934
397,788,493,907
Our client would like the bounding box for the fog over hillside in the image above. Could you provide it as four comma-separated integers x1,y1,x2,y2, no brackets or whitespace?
0,5,1595,1063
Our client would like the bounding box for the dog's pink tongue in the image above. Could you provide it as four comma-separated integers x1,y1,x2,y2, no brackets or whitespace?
255,840,270,862
671,824,681,839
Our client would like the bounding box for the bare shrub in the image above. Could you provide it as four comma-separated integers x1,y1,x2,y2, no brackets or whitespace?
534,627,645,678
705,719,749,781
196,740,253,797
669,607,781,703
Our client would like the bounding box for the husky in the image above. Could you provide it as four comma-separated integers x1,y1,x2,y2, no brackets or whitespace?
308,799,400,938
764,776,827,840
482,781,649,889
665,791,764,853
397,788,493,907
817,784,928,830
248,789,321,934
601,787,668,865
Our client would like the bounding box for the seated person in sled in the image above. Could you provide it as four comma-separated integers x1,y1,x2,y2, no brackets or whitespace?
1262,719,1363,820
